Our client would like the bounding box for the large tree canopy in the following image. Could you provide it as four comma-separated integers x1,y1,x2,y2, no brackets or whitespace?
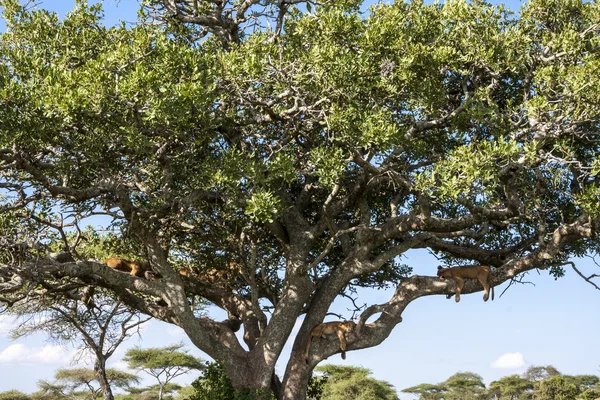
1,0,599,399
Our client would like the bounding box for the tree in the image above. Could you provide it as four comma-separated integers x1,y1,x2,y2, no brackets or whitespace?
6,295,149,400
0,390,31,400
1,0,600,398
41,368,139,400
578,387,600,400
443,372,486,400
533,375,579,400
315,364,399,400
123,345,204,400
565,375,600,392
488,374,534,400
5,230,152,400
31,380,70,400
403,371,486,400
523,366,561,383
402,383,446,400
118,383,182,400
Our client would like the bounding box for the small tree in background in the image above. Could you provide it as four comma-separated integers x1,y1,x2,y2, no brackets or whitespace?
488,374,533,400
532,375,579,400
116,383,182,400
564,375,600,393
522,366,561,383
403,371,485,400
0,390,31,400
401,383,446,400
315,364,399,400
9,295,150,400
123,344,204,400
31,379,73,400
578,386,600,400
40,368,139,400
443,372,486,400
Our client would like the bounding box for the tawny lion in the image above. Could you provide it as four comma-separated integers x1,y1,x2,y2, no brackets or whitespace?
437,265,494,303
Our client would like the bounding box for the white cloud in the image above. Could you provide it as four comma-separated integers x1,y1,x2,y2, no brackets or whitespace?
0,343,29,362
0,315,16,334
0,343,71,365
33,345,69,364
491,352,526,369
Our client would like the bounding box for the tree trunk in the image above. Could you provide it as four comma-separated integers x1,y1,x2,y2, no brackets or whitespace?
94,358,114,400
280,354,311,400
158,383,164,400
225,363,278,400
271,373,283,400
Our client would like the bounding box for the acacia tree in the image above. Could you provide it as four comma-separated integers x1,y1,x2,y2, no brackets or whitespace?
123,345,204,400
1,0,600,399
0,390,31,400
50,368,140,400
523,366,561,383
403,372,487,400
488,374,534,400
9,293,150,400
315,364,399,400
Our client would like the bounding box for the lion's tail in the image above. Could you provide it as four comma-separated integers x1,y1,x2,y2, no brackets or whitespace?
304,335,312,364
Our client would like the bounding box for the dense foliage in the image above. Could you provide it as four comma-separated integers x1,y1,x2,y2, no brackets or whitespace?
1,0,599,398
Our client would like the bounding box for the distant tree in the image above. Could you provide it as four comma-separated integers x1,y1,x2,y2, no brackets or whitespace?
565,375,600,392
578,387,600,400
443,372,486,400
115,383,182,400
44,368,139,399
124,345,204,400
403,371,485,400
119,383,182,400
315,364,399,400
533,375,579,400
402,383,446,400
523,366,561,383
31,380,70,400
0,390,32,400
488,374,534,400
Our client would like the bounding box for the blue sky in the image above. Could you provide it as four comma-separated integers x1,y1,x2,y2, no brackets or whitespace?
1,0,599,398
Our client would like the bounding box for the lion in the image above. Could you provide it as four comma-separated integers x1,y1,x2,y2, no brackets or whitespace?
304,320,356,363
437,265,494,303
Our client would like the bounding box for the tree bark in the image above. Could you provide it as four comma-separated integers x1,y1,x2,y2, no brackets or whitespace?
281,354,311,400
94,358,114,400
271,372,283,400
